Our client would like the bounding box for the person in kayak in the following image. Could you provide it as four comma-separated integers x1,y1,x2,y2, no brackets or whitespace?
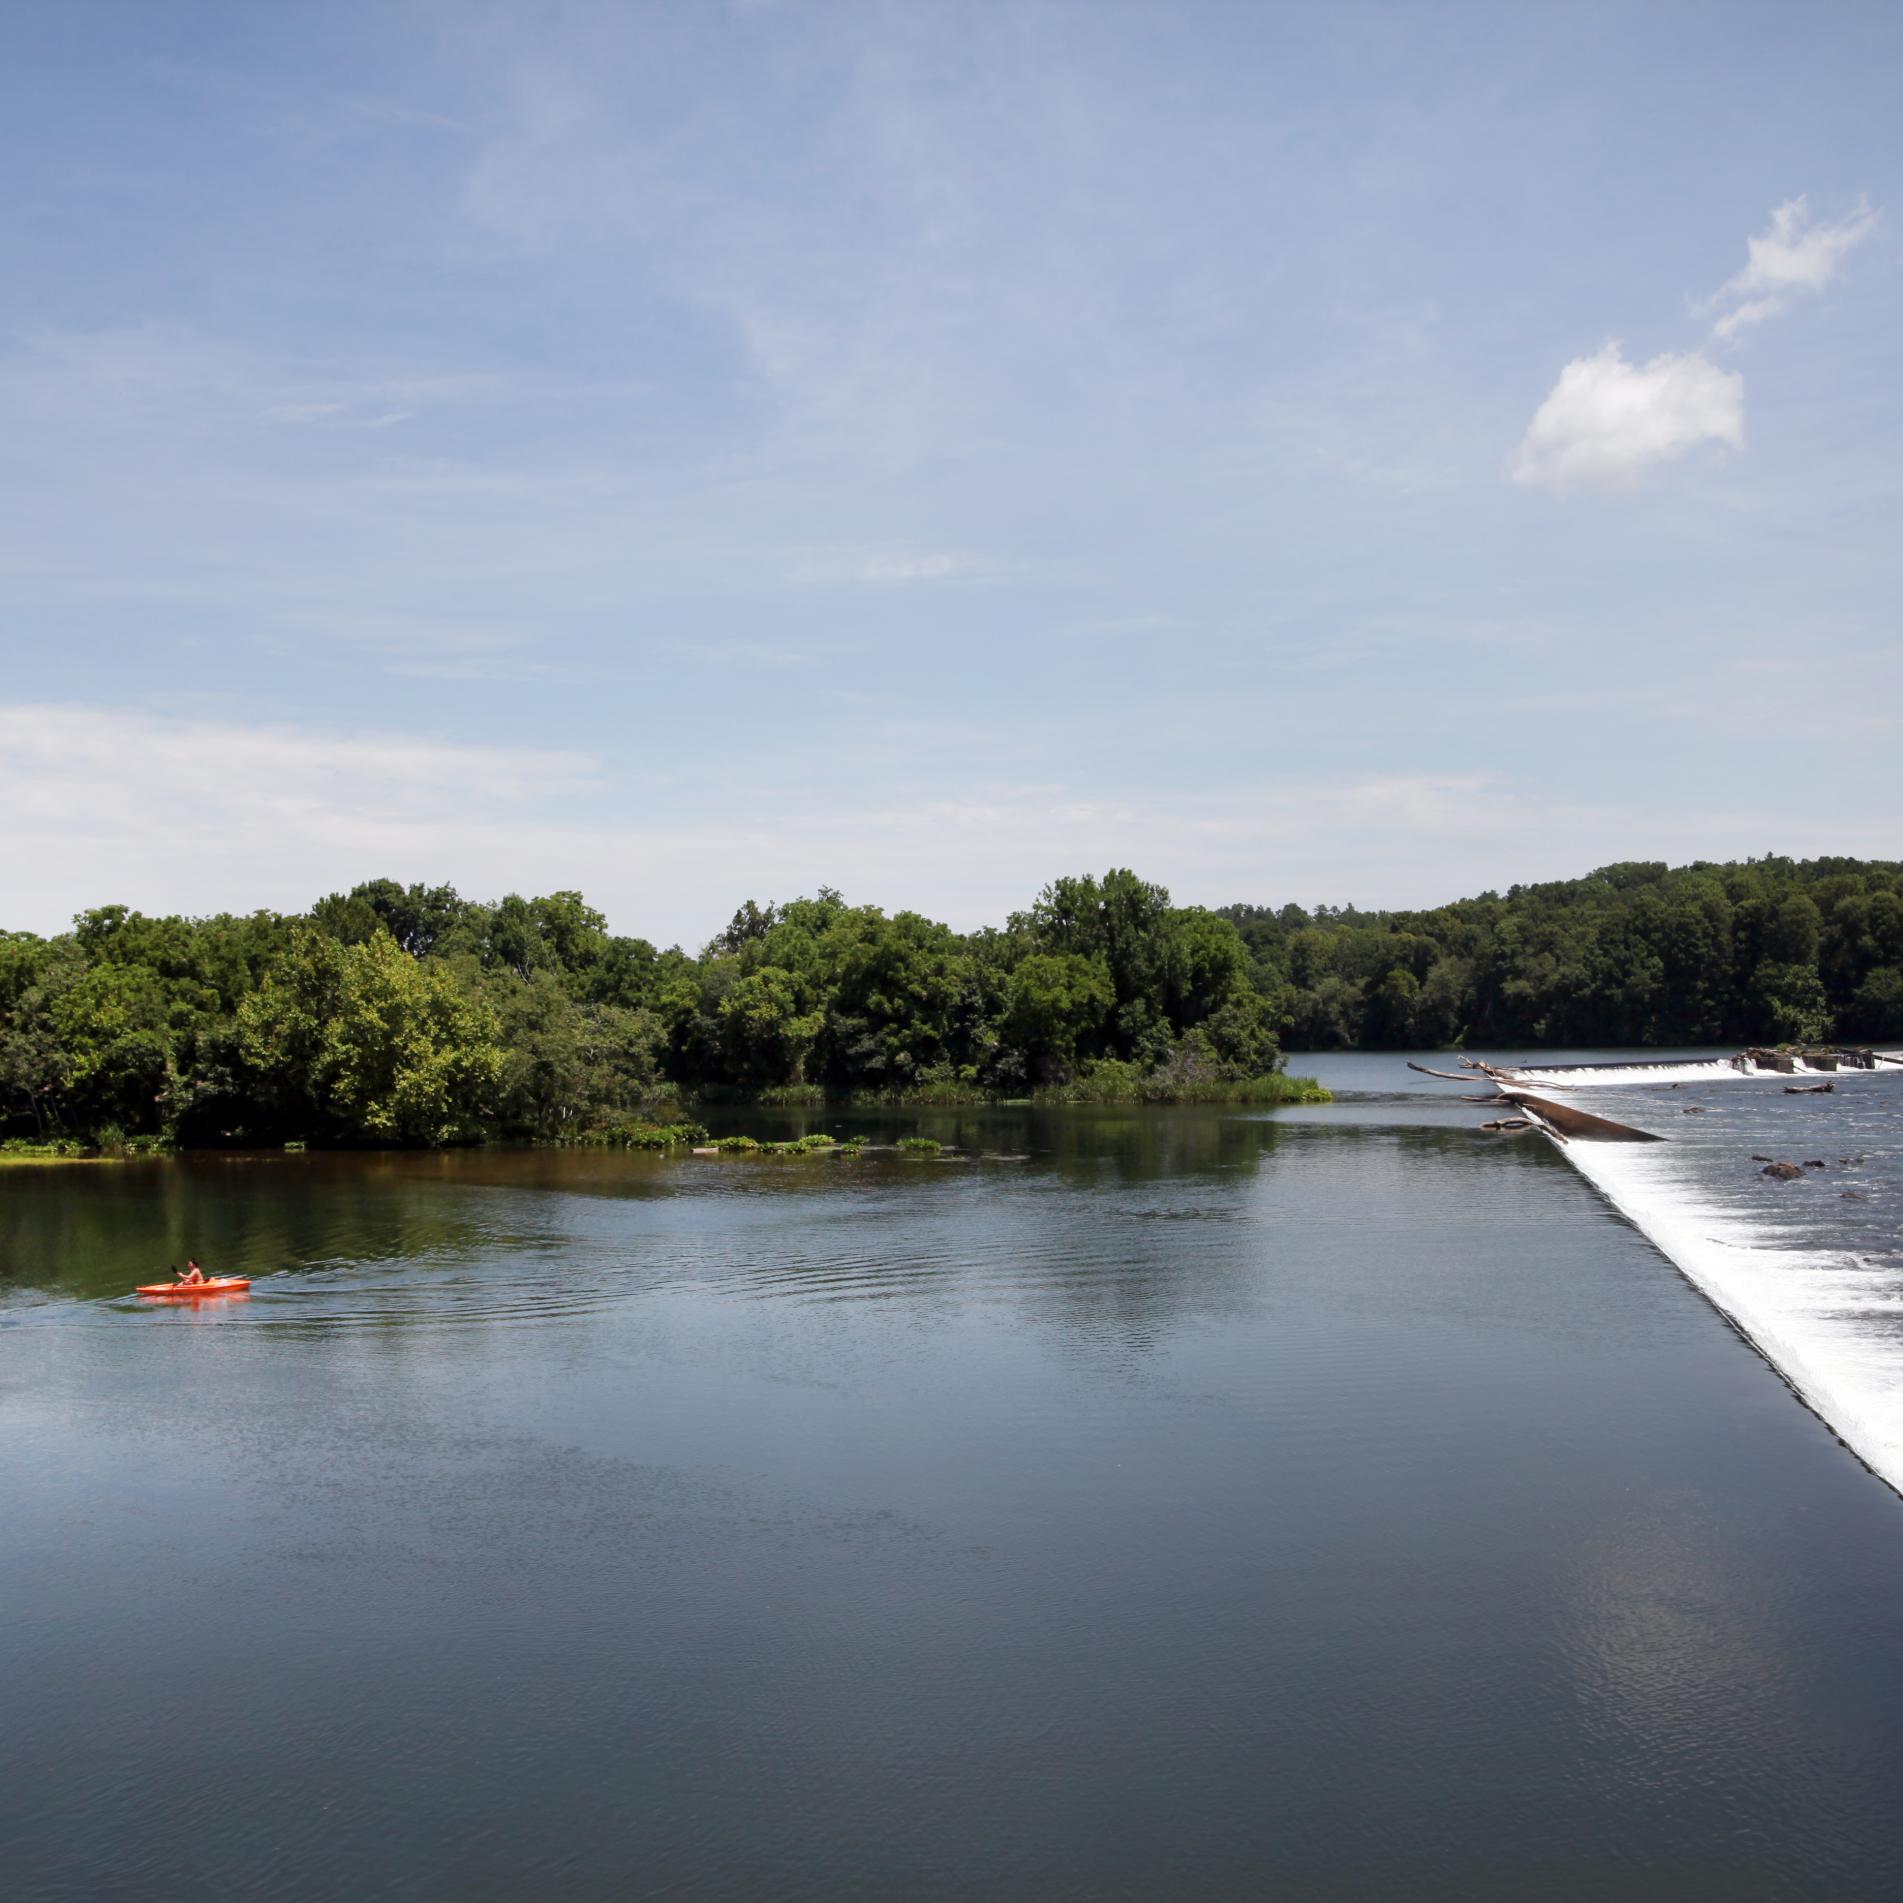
177,1259,206,1286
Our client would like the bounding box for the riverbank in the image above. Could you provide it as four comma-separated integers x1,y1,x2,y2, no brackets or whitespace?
4,1073,1329,1158
0,1152,126,1166
0,1138,172,1166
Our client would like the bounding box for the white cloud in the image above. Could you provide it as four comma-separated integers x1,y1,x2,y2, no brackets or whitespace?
1511,344,1743,494
785,545,988,585
4,704,1895,949
1514,196,1877,494
1709,196,1880,338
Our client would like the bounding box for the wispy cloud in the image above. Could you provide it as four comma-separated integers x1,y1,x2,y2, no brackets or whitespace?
5,703,1892,947
784,545,992,586
0,324,506,436
1708,196,1881,341
291,613,580,684
665,637,814,669
152,59,472,135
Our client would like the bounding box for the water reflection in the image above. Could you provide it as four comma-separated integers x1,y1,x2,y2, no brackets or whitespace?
7,1107,1903,1900
4,1117,1566,1356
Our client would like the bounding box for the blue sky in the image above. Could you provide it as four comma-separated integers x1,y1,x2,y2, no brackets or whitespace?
2,1,1897,947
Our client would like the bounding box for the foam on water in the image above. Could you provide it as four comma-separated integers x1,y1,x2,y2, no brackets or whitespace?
1542,1066,1903,1495
1512,1054,1903,1090
1514,1058,1760,1088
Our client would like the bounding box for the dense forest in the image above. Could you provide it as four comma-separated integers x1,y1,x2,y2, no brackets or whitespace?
1,856,1898,1149
1224,853,1903,1055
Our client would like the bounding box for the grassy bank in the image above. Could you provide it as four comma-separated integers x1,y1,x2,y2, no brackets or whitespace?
5,1078,1331,1163
0,1137,173,1165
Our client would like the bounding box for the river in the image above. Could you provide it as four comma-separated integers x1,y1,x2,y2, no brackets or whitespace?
4,1067,1903,1900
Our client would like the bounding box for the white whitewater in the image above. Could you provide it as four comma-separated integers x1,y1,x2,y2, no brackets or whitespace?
1511,1054,1903,1091
1518,1062,1903,1494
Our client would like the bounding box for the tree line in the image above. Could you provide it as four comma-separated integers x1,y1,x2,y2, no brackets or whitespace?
1,856,1897,1148
1221,854,1901,1053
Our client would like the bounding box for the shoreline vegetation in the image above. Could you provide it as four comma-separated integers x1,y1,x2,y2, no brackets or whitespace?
0,1070,1332,1164
3,857,1897,1155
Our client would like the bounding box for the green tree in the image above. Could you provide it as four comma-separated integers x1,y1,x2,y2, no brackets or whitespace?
999,953,1114,1081
1360,966,1422,1048
51,962,176,1136
718,966,823,1087
490,972,665,1135
240,929,503,1143
1844,967,1903,1041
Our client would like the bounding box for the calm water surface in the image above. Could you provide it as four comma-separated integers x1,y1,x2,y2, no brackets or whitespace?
5,1085,1903,1900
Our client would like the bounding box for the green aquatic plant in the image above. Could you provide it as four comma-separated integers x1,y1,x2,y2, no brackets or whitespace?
576,1118,710,1150
750,1084,827,1106
896,1136,941,1155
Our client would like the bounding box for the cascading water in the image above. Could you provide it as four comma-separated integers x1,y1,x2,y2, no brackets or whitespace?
1490,1057,1903,1492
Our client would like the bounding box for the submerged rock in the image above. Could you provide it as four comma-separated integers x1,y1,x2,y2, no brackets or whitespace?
1761,1161,1805,1180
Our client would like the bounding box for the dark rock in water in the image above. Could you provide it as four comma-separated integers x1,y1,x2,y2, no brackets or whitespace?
1805,1160,1827,1170
1843,1191,1869,1202
1761,1161,1805,1180
1752,1154,1774,1163
1840,1155,1865,1166
1681,1105,1709,1114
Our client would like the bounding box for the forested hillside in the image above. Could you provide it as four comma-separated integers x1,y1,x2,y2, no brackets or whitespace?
2,857,1898,1148
1223,856,1902,1052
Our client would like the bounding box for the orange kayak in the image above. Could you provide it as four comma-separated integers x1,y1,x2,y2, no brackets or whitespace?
136,1278,251,1298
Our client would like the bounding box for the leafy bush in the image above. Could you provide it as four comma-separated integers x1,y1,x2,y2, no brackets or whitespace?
1031,1061,1327,1105
576,1119,709,1150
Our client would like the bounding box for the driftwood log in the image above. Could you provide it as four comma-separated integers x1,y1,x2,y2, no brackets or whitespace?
1409,1059,1665,1142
